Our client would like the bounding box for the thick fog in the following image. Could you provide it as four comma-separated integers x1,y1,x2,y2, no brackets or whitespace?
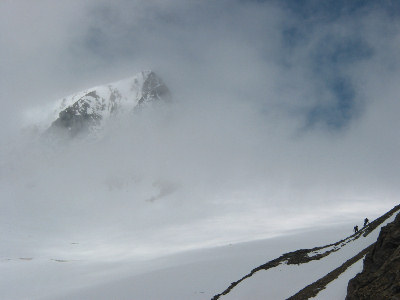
1,0,400,260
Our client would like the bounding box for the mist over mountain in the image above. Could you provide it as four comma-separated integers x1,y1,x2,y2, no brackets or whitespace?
1,1,400,299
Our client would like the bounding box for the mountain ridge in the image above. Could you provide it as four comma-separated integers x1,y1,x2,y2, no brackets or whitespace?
44,70,170,138
211,204,400,300
346,207,400,299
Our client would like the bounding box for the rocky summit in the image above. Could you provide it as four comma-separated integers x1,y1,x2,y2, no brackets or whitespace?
46,70,170,138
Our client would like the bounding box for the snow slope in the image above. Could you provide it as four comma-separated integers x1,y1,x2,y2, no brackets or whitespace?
0,223,361,300
311,259,363,300
1,207,398,300
214,205,400,300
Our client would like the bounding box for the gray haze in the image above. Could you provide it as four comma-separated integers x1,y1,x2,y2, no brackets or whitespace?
0,0,400,257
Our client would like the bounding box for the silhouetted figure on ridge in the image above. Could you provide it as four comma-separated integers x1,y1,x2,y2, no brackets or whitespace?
354,225,359,233
364,218,369,227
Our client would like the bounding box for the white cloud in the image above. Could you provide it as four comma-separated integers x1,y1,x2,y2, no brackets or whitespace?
0,0,399,262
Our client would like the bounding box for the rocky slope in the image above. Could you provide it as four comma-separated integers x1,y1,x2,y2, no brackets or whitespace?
211,204,400,300
346,209,400,299
46,70,170,138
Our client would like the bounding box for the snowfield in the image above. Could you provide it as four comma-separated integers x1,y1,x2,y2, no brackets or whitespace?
0,210,397,300
215,208,399,300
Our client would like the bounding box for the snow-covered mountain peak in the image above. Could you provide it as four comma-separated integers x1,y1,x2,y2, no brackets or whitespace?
43,70,170,138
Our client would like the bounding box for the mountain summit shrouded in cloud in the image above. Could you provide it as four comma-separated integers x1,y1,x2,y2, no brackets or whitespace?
42,71,170,138
0,1,400,299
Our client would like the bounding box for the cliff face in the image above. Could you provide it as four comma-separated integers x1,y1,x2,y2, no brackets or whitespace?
346,212,400,299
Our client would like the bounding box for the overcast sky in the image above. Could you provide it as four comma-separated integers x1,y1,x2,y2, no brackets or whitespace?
1,0,400,255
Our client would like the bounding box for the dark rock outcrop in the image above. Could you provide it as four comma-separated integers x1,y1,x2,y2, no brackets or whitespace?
137,71,171,106
50,91,103,137
346,212,400,300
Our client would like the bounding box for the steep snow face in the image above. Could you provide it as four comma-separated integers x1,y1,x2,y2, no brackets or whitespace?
44,71,170,137
213,206,400,300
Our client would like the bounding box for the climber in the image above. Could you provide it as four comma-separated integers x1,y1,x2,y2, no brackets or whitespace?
364,218,369,227
354,225,359,233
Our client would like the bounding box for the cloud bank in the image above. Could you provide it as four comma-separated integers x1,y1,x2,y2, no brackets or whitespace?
1,0,400,257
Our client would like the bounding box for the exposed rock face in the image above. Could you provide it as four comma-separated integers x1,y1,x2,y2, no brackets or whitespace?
47,71,170,138
346,212,400,300
50,91,104,137
137,71,171,105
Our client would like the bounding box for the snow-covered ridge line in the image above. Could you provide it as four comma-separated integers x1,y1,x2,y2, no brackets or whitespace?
54,70,154,118
212,204,400,300
33,70,170,138
346,209,400,299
